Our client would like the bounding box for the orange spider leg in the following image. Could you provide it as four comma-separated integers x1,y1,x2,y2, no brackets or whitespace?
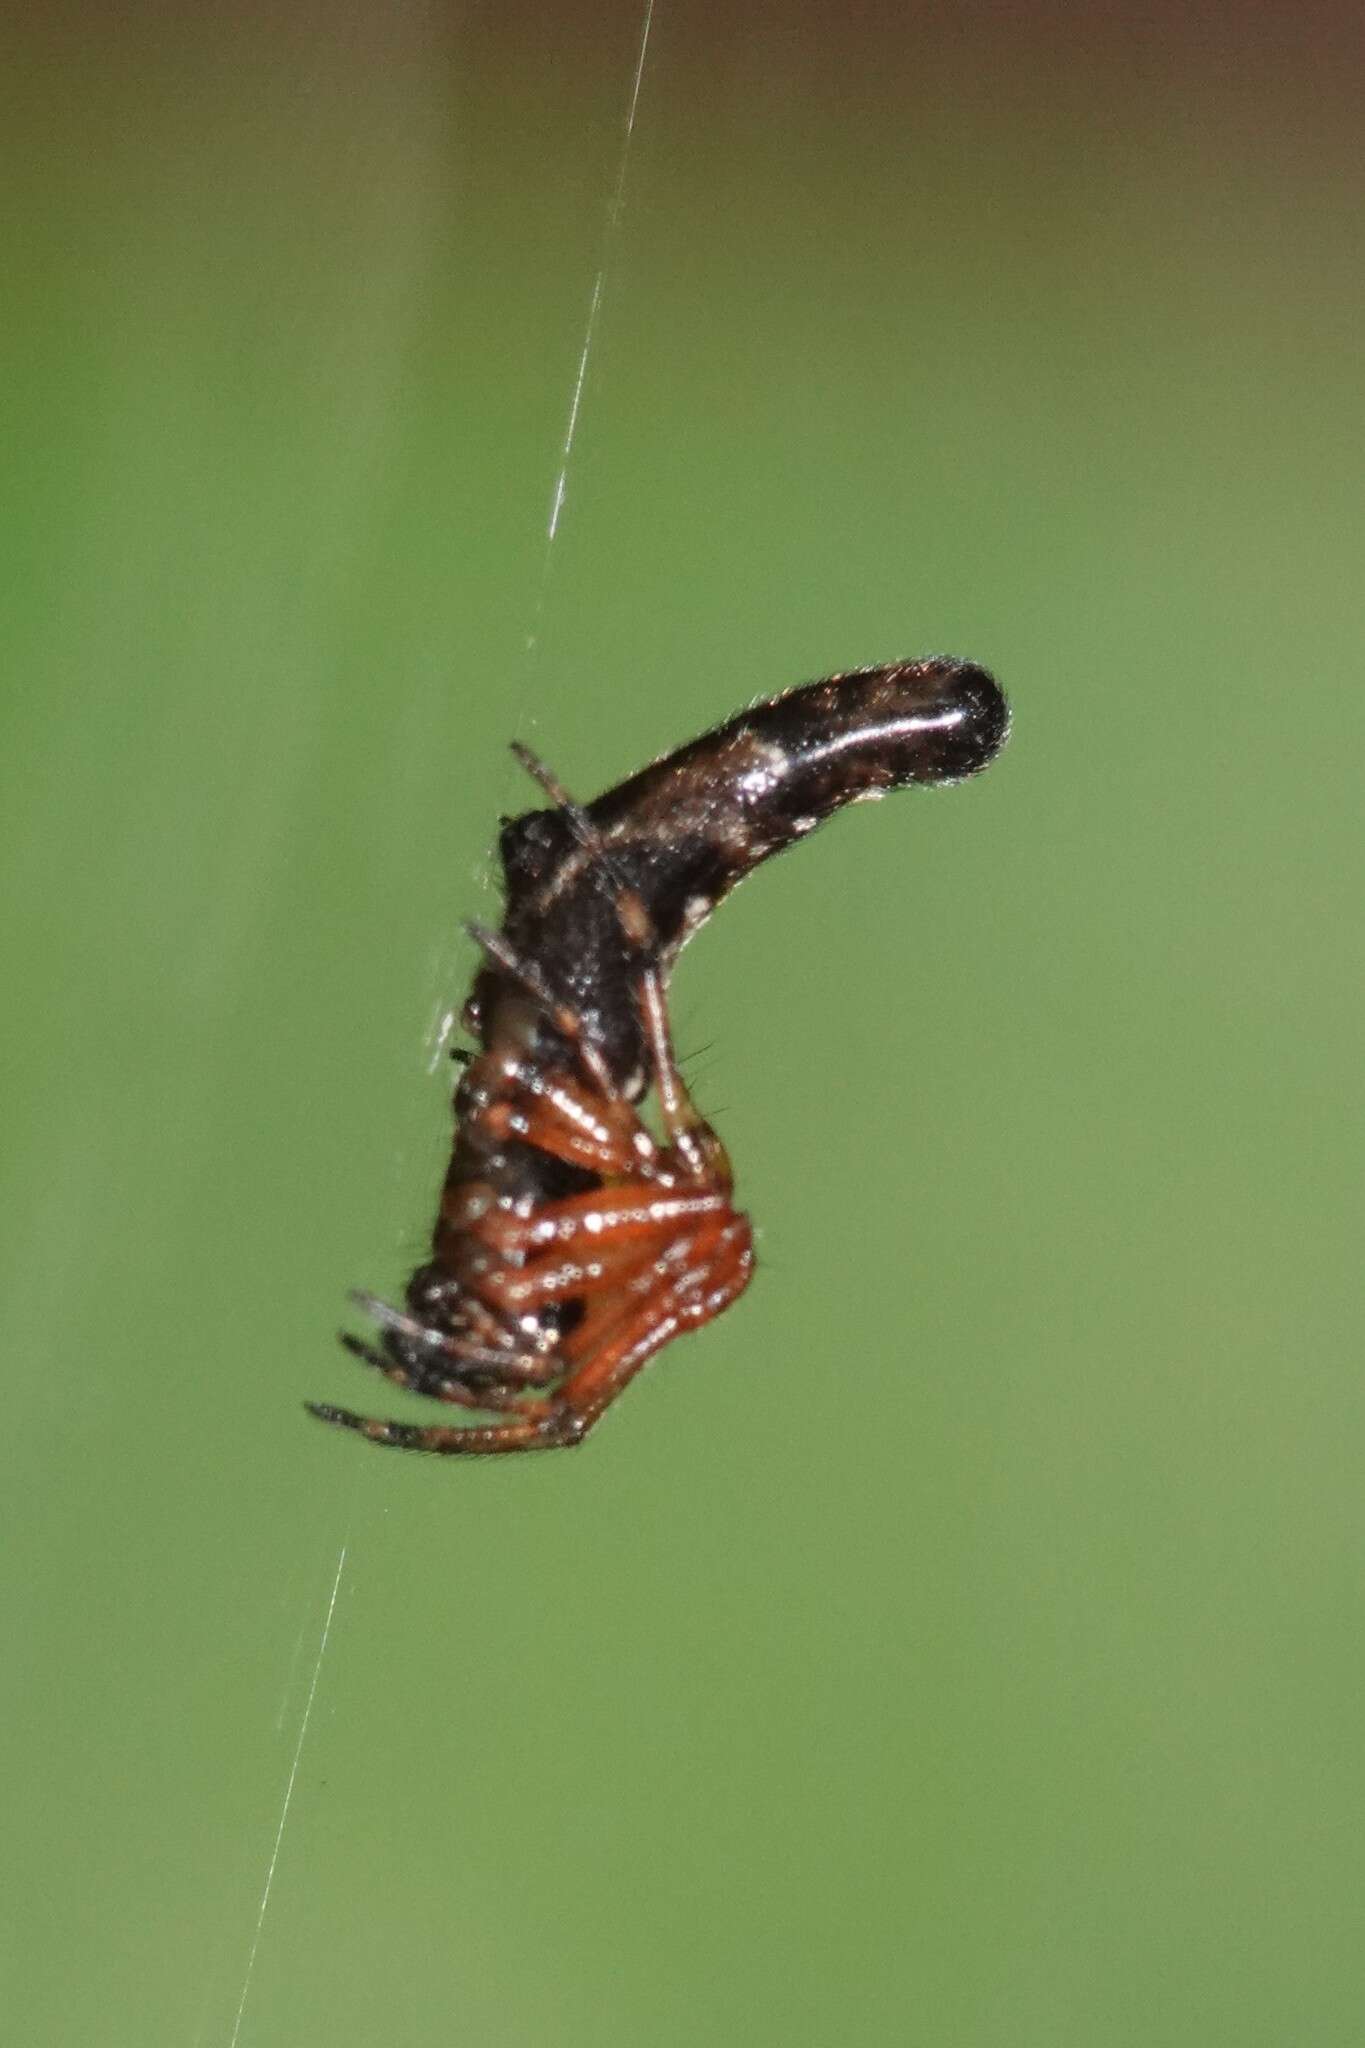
475,1184,730,1264
307,1209,753,1454
348,1286,558,1383
304,1394,558,1455
477,1190,730,1316
550,1214,754,1433
447,1189,728,1337
538,1208,758,1448
476,1065,658,1179
335,1330,554,1412
541,1215,738,1381
635,968,716,1181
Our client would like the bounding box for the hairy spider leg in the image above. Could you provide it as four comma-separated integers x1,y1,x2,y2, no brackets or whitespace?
635,969,721,1184
343,1290,560,1392
477,1187,733,1314
474,1059,659,1179
331,1184,734,1428
324,1158,746,1451
350,1289,531,1372
322,1089,737,1443
310,1209,753,1454
476,1184,731,1262
555,1213,754,1424
509,739,602,857
334,1332,552,1411
542,1202,743,1378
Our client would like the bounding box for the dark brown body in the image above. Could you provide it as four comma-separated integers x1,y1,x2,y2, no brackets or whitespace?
309,657,1009,1455
481,656,1007,1095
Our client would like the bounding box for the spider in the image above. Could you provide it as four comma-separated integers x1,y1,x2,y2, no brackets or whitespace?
308,656,1009,1454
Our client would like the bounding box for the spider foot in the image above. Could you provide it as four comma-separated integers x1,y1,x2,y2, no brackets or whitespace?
304,1397,575,1456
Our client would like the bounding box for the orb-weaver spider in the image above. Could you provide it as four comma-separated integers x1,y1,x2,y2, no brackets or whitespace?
308,656,1008,1454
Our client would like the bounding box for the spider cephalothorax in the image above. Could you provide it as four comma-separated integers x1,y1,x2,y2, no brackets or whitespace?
309,657,1009,1454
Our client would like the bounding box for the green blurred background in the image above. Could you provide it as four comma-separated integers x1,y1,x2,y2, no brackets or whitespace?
4,4,1363,2042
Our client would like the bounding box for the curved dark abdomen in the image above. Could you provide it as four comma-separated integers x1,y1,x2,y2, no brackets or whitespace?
483,657,1009,1093
587,657,1009,958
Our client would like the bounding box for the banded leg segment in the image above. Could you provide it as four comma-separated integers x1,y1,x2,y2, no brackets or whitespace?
332,1335,549,1413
